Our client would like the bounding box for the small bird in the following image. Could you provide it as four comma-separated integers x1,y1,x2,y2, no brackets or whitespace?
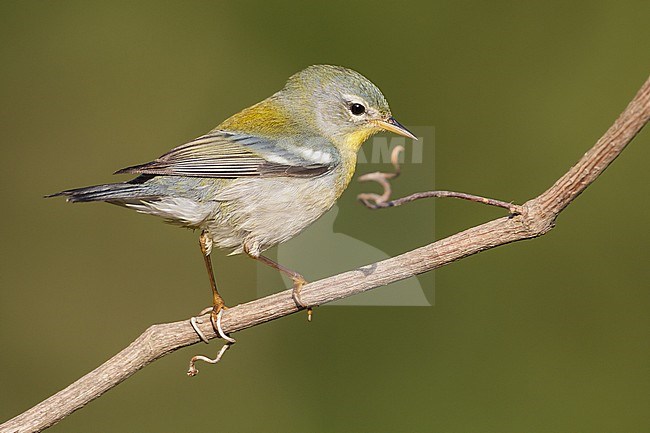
49,64,415,324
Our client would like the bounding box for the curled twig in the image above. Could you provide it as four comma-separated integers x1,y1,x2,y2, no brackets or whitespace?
357,145,404,206
187,343,232,377
188,309,236,376
357,146,522,215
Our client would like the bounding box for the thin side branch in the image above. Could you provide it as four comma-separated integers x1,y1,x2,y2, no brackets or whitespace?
2,75,648,433
374,190,520,213
357,146,522,214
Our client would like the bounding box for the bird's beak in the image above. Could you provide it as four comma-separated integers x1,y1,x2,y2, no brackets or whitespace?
375,117,418,140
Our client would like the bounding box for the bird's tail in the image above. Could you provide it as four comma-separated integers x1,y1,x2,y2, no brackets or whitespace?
46,179,152,204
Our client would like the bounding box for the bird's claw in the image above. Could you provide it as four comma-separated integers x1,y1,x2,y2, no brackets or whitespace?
210,307,236,343
190,304,234,343
187,309,236,376
291,281,313,322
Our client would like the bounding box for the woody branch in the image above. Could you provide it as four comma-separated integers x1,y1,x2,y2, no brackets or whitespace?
2,74,648,433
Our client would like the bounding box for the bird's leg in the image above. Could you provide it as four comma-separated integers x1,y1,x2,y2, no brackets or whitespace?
249,251,313,321
199,231,228,330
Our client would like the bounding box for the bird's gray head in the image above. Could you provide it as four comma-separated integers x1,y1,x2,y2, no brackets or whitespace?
277,65,415,148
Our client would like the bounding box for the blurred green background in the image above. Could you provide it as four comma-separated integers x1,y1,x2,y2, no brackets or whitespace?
1,1,649,432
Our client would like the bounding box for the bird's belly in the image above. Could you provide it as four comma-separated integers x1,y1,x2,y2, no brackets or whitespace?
207,172,342,256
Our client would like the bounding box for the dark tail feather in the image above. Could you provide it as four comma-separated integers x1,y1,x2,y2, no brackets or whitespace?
46,182,148,203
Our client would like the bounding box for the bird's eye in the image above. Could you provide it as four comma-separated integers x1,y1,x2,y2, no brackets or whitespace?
349,103,366,116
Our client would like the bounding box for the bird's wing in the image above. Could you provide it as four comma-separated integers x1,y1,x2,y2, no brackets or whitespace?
115,131,334,178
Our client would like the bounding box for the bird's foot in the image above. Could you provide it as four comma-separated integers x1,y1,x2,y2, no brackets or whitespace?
187,309,235,377
190,303,233,343
291,278,313,321
210,303,235,343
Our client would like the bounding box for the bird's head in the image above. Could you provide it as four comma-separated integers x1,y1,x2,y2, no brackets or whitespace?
277,65,416,150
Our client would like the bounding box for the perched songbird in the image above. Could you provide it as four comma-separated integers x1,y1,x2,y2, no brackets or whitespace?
49,64,416,324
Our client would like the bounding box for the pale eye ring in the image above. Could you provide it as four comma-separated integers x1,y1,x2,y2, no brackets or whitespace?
349,103,366,116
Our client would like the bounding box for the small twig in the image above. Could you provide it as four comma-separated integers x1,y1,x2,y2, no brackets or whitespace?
363,190,522,215
187,343,232,377
357,146,522,215
190,316,210,344
356,145,403,205
188,309,236,375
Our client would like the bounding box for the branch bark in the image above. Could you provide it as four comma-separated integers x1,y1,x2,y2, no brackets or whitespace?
3,75,649,433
